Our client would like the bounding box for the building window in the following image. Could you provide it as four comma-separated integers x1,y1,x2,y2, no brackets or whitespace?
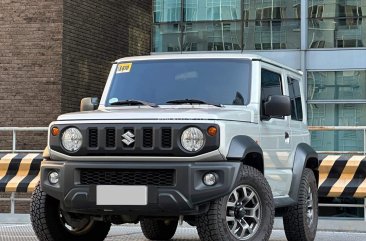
153,0,301,52
154,0,181,23
184,0,241,21
307,70,366,152
308,0,365,48
183,22,242,51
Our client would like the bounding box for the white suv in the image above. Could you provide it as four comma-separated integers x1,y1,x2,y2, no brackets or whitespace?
31,54,319,241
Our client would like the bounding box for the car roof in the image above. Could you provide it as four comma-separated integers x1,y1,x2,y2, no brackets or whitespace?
114,53,303,76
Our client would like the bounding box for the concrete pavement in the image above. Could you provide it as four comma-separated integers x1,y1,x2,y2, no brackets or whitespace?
0,221,365,241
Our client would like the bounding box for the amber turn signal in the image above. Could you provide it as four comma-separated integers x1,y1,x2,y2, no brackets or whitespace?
207,126,218,137
51,127,60,136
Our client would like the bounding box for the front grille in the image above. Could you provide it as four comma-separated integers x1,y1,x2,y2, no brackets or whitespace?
80,169,175,186
88,128,98,148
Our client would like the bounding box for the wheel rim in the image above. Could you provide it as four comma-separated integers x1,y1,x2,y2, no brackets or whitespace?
59,209,94,235
306,186,314,227
226,185,261,240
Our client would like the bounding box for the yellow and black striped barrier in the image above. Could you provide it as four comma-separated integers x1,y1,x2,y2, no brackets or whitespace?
1,152,366,198
319,155,366,198
0,153,42,193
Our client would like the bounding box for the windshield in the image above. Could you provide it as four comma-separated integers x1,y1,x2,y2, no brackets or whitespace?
106,59,251,106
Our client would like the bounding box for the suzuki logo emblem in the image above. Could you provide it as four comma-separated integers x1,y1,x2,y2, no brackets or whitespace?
122,131,135,146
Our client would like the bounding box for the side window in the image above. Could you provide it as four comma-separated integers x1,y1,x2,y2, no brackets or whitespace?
288,77,303,121
261,69,283,118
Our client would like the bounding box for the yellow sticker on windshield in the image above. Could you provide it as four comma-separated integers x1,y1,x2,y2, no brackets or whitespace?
117,63,132,74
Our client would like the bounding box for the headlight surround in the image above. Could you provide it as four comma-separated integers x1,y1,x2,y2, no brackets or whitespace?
61,127,83,152
181,127,205,152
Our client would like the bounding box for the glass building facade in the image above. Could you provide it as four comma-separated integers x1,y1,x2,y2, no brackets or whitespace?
153,0,366,154
152,0,366,219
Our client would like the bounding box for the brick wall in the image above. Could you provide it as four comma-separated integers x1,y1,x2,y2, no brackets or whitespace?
0,0,64,150
61,0,152,113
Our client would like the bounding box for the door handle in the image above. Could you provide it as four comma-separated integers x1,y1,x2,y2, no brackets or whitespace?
285,132,290,144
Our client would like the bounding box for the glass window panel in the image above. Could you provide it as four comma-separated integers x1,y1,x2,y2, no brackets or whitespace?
154,0,181,23
308,0,366,48
307,71,366,100
247,0,300,20
309,0,366,18
308,103,366,152
308,104,366,126
310,130,364,152
184,0,241,21
182,22,241,51
243,20,300,50
153,24,181,52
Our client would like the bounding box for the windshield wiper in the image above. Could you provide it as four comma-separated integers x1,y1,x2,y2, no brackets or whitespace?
110,99,158,108
166,99,222,107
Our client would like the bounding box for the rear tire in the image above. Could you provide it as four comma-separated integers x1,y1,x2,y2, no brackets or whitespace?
140,218,178,240
283,168,318,241
30,184,111,241
196,165,274,241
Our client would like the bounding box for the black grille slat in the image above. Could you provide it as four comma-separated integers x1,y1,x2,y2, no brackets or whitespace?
161,128,172,148
80,169,175,186
106,128,116,148
143,128,153,148
88,128,98,148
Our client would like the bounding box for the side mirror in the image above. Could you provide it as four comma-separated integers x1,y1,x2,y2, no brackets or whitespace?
80,97,99,112
263,95,291,118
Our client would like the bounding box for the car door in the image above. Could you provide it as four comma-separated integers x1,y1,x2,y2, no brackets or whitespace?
259,65,292,197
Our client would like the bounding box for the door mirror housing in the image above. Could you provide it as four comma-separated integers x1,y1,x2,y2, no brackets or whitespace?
80,97,99,112
263,95,291,119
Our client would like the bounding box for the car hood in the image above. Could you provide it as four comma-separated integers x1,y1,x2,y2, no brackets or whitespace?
57,106,255,123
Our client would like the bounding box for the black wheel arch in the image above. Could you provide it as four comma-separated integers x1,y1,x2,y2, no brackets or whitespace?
288,143,319,203
226,135,264,174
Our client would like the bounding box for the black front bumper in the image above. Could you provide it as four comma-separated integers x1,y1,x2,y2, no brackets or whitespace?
41,160,241,216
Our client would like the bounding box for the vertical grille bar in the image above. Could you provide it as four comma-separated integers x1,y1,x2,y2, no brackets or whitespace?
161,128,172,148
106,128,116,148
143,128,153,148
88,128,98,148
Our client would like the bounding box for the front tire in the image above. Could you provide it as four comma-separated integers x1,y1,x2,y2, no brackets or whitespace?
140,218,178,240
30,184,111,241
196,165,274,241
283,168,318,241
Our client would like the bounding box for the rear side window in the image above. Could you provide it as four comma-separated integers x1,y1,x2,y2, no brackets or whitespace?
288,77,303,121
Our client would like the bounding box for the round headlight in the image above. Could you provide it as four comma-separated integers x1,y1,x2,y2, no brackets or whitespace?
181,127,205,152
61,127,83,152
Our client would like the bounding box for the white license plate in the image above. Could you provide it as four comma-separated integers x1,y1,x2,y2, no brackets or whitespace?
96,185,147,206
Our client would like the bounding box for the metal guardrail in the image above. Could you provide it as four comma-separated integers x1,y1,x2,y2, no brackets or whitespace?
0,127,47,214
0,127,48,153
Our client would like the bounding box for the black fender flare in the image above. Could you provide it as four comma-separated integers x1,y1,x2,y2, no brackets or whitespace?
288,143,319,202
226,136,264,173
